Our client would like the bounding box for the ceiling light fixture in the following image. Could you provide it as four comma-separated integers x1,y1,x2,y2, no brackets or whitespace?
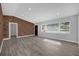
56,12,60,18
28,8,31,11
56,12,60,16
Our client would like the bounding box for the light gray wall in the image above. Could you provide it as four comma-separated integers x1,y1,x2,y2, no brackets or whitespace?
78,14,79,44
37,15,78,43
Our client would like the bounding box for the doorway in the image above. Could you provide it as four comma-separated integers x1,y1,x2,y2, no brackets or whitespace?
35,25,38,36
9,22,18,39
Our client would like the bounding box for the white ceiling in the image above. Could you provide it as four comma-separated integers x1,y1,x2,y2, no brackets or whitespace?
1,3,79,23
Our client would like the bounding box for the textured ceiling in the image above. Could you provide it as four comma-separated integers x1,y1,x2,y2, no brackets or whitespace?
1,3,79,23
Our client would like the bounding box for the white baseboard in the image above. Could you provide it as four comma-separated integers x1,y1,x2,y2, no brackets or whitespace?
52,37,77,43
3,38,10,40
0,37,10,53
0,34,35,53
18,34,35,38
0,39,4,53
38,36,77,44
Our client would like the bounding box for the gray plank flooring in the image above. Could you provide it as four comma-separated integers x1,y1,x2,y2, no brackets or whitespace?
0,36,79,56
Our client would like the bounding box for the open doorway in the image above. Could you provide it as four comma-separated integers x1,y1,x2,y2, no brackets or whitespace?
35,25,38,36
9,22,18,39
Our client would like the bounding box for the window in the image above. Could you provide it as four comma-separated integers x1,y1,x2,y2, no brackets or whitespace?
41,22,70,33
60,22,70,32
41,25,46,32
46,23,59,32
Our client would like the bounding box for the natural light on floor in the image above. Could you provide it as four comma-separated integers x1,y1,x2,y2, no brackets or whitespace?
43,39,62,45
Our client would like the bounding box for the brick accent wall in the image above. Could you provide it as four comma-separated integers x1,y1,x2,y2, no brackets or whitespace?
3,15,35,38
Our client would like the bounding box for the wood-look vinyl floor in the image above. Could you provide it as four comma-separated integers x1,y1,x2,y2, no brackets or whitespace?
0,36,79,56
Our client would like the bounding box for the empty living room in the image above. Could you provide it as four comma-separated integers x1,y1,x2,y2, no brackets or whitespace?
0,0,79,57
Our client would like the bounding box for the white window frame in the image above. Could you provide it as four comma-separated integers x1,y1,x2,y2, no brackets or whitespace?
41,21,70,33
59,21,71,33
9,22,18,39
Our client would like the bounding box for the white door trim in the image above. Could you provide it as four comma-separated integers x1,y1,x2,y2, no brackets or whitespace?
9,22,18,39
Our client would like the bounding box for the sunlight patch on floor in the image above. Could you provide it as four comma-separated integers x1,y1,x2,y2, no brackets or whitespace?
43,39,62,45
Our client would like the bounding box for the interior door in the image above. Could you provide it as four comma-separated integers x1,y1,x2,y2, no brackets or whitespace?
10,23,17,37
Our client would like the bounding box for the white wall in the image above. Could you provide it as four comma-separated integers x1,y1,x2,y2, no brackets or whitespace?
78,14,79,44
37,15,78,43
